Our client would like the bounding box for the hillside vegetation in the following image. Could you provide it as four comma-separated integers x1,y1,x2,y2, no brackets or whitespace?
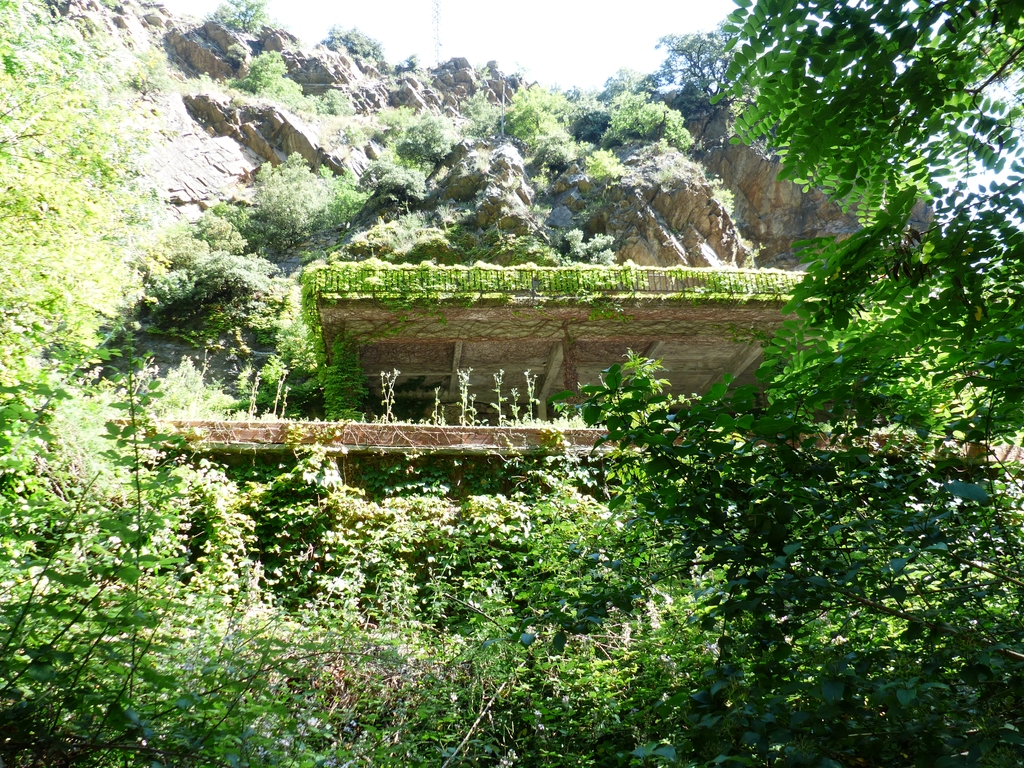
1,0,1022,765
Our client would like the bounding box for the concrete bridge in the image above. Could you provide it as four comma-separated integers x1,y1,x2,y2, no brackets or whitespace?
306,262,799,421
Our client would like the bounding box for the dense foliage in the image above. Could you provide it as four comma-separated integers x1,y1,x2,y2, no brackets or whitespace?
529,0,1024,764
6,0,1024,763
208,0,269,32
321,25,385,63
305,260,798,302
0,0,138,379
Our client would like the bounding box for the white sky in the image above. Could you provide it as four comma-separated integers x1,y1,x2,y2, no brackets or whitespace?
158,0,738,90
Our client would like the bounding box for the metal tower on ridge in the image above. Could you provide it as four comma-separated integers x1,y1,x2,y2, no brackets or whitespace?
432,0,441,66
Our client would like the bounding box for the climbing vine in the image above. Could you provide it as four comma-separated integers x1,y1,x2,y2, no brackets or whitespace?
322,335,367,420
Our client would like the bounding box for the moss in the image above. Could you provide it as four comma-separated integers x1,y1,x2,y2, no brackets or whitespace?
305,259,800,302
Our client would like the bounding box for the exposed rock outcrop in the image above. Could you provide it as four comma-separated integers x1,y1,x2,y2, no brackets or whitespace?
432,140,540,235
685,104,930,266
392,58,521,115
181,93,367,177
697,140,859,267
50,0,158,52
596,181,743,268
539,152,749,268
165,21,251,80
141,94,261,216
67,0,886,268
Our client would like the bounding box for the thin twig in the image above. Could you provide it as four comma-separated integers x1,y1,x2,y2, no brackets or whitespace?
440,680,508,768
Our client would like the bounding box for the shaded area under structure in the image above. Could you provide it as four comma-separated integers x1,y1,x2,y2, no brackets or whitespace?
307,263,799,420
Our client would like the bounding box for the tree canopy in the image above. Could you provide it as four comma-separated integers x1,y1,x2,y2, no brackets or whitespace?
208,0,269,32
558,0,1024,763
655,26,733,100
322,26,385,62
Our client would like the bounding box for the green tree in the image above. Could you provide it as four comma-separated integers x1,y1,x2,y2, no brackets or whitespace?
234,51,308,110
208,0,269,32
603,92,692,150
565,89,611,143
244,155,334,253
551,0,1024,763
597,67,653,103
724,0,1024,440
655,27,732,98
0,0,138,379
322,25,385,62
358,158,428,205
394,113,458,167
505,85,569,145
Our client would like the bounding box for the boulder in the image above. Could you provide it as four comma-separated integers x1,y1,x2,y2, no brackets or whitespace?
547,205,574,228
280,48,362,95
259,25,299,51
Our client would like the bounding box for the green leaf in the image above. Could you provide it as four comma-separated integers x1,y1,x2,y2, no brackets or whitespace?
652,744,677,760
117,565,143,584
896,687,917,706
25,662,55,682
944,481,989,502
519,632,535,646
822,680,844,704
551,631,566,652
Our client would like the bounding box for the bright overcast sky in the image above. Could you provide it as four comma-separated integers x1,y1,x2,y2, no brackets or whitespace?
159,0,738,90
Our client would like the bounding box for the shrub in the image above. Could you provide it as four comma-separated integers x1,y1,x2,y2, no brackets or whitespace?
245,155,334,252
359,158,427,205
128,50,173,95
505,85,569,145
147,239,276,328
208,0,268,32
345,214,461,263
322,26,384,62
558,229,615,265
373,106,416,145
234,51,308,111
566,93,611,144
394,113,458,167
328,170,370,225
603,92,692,150
195,210,248,254
585,149,625,182
532,129,581,174
314,89,354,116
149,357,239,419
461,91,501,138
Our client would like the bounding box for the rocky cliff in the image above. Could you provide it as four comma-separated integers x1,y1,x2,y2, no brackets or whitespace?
58,0,890,269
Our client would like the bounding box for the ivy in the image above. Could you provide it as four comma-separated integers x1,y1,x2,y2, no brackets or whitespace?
306,259,799,303
322,335,367,420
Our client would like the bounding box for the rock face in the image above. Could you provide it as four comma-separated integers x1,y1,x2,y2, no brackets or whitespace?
537,152,749,268
181,93,369,177
141,94,261,216
697,139,859,267
432,140,539,235
165,21,252,81
684,104,930,266
50,0,156,51
392,58,521,116
597,181,744,267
